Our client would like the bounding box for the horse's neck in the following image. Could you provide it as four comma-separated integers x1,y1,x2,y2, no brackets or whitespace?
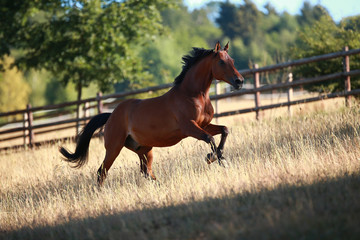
179,59,213,97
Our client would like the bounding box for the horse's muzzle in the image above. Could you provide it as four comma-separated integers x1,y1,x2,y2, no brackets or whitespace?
232,77,244,90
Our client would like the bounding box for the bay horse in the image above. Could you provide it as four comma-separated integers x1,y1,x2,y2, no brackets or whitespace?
60,42,244,186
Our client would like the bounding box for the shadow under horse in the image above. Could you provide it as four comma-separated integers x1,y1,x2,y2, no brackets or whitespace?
60,42,244,186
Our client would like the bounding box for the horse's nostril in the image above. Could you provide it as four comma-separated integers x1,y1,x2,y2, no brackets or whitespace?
235,79,242,85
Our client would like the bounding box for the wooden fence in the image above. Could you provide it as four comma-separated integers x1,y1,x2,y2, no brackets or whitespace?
1,47,360,151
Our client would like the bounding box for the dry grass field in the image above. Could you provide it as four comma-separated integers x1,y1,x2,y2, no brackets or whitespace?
1,103,360,239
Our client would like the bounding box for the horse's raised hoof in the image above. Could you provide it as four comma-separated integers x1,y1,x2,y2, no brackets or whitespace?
205,152,218,164
206,153,228,167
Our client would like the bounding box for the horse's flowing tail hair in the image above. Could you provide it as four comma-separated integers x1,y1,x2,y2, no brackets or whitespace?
60,113,111,168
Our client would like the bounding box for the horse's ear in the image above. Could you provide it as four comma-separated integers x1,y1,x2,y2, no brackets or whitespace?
224,42,229,52
214,41,221,53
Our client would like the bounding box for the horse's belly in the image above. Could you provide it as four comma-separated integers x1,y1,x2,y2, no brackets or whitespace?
128,105,184,147
131,127,184,147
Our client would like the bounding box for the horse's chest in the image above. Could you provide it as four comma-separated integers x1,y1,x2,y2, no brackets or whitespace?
194,99,214,127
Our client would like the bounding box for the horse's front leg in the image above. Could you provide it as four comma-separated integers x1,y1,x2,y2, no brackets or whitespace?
180,120,218,154
204,124,229,165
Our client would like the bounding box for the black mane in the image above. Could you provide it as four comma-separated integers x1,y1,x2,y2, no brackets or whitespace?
174,47,214,85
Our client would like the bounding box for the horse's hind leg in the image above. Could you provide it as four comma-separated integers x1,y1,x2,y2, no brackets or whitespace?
137,148,156,180
97,136,126,186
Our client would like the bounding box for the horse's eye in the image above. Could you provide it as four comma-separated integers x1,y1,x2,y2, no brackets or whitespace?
219,60,225,65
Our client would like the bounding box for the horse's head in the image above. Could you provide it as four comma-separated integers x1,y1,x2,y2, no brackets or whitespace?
212,42,244,90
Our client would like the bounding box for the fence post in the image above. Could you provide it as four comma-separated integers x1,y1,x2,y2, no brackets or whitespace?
97,92,103,114
23,112,28,146
343,46,351,107
287,72,293,117
26,104,34,148
84,102,89,126
254,64,261,120
96,92,104,137
76,105,81,136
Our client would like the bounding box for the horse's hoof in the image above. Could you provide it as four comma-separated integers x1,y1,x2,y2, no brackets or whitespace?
143,172,157,181
205,153,217,164
218,159,229,168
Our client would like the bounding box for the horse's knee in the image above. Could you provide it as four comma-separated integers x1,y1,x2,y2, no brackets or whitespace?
202,133,215,145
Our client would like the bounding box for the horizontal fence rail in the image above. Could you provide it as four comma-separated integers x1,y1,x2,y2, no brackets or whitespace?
211,69,360,101
238,48,360,76
214,89,360,118
1,47,360,152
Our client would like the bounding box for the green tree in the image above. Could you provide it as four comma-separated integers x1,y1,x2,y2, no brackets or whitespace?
0,56,31,114
139,3,221,84
216,0,262,45
215,0,298,73
25,69,52,107
292,15,360,93
0,0,173,103
296,1,329,27
237,0,262,45
216,1,242,40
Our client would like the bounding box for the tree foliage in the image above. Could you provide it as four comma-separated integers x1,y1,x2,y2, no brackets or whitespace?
139,3,221,84
292,15,360,92
296,1,330,26
0,0,173,101
216,0,301,71
216,1,242,40
0,56,31,113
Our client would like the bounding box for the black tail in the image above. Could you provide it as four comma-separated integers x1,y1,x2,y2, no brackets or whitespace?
60,113,111,168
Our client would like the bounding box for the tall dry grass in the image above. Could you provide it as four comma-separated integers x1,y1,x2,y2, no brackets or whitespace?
1,105,360,239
